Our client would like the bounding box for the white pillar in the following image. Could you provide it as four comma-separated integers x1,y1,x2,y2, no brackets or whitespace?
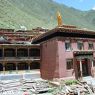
80,60,82,71
3,62,5,74
16,63,18,74
92,60,94,68
80,59,82,78
28,62,30,72
28,64,30,70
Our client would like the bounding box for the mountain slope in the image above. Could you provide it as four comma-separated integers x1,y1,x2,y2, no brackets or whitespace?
0,0,95,30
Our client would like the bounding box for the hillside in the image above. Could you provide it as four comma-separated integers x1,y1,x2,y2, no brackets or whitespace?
0,0,95,30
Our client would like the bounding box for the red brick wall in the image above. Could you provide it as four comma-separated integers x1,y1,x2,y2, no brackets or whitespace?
84,41,88,50
40,38,95,80
40,38,75,80
40,38,59,80
57,40,75,78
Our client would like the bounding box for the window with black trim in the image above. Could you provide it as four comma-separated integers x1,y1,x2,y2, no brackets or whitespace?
77,42,84,50
88,42,93,50
66,59,73,70
65,41,71,51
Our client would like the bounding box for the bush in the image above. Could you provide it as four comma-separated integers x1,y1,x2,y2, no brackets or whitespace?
64,80,78,85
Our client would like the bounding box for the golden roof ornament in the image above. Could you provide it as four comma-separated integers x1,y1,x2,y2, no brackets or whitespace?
57,11,63,26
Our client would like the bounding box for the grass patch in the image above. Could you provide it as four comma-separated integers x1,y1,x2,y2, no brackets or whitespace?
64,80,79,85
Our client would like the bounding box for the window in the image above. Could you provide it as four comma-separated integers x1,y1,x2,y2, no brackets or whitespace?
29,48,40,57
30,62,40,69
0,49,3,57
88,42,93,50
93,61,95,67
17,49,28,57
4,49,15,57
77,42,84,50
65,41,71,51
66,59,73,70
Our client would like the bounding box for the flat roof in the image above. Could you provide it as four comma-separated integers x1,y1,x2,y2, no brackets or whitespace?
32,25,95,44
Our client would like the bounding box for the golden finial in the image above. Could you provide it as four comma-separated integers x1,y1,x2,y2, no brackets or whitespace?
57,11,63,26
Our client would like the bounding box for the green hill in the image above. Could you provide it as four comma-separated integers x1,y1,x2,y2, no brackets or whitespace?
0,0,95,30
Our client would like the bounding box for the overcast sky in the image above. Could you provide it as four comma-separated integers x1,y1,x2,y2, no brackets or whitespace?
54,0,95,11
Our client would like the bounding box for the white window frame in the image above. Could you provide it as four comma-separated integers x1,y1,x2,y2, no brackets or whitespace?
65,41,72,51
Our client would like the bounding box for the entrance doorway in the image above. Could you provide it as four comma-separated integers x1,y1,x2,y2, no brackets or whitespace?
77,59,90,77
82,59,89,76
